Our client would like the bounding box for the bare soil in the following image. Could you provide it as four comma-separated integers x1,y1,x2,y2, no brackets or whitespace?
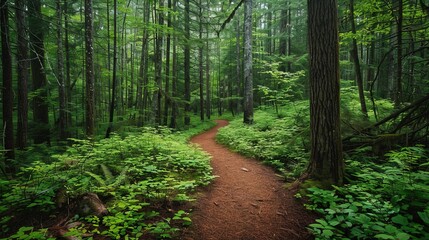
182,120,316,240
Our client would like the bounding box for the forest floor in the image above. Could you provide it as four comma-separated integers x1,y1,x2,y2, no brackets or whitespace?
181,120,316,240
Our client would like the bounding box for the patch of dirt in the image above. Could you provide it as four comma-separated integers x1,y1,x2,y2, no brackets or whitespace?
182,120,316,240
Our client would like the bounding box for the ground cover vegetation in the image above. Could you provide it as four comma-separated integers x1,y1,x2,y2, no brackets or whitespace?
0,119,215,239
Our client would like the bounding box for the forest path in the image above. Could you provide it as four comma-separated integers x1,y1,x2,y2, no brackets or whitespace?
182,120,315,240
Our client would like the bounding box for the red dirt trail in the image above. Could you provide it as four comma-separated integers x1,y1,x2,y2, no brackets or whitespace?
182,120,316,240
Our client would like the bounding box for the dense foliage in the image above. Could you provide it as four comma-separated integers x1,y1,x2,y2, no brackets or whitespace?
305,146,429,240
216,99,429,239
0,121,215,239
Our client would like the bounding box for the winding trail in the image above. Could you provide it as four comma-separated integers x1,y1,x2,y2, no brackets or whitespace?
182,120,315,240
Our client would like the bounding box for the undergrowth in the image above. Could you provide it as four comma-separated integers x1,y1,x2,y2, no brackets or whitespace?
0,123,215,239
216,101,310,180
304,146,429,240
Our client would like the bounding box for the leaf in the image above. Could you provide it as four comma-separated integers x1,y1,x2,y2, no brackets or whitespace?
391,215,409,226
395,232,410,240
418,211,429,225
322,229,334,237
374,234,395,239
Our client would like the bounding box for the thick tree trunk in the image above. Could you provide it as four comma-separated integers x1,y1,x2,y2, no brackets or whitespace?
16,0,29,149
243,0,253,124
85,0,95,136
1,0,15,170
29,0,50,144
306,0,344,185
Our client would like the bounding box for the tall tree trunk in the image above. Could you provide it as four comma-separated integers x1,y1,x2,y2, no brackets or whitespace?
29,0,50,144
170,0,178,128
136,0,150,127
57,0,69,140
395,0,403,108
154,0,164,125
243,0,253,124
16,0,29,149
184,0,191,125
350,0,368,116
306,0,344,185
198,0,204,121
1,0,15,171
85,0,95,136
279,8,287,72
287,1,292,72
64,0,72,133
163,0,172,126
236,17,241,114
106,0,118,138
206,28,211,120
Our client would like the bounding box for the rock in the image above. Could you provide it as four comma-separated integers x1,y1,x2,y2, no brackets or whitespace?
78,193,108,217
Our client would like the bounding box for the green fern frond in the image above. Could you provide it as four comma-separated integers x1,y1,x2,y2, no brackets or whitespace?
100,164,114,182
85,171,107,187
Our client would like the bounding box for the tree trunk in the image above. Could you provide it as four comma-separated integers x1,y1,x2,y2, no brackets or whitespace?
64,0,73,134
15,0,29,149
306,0,344,185
170,0,178,128
57,0,69,140
29,0,50,144
395,0,403,108
279,8,287,72
154,0,164,125
184,0,191,125
198,0,204,121
349,0,368,116
236,17,241,114
206,29,211,120
106,0,117,138
243,0,253,124
163,0,172,126
1,0,15,171
85,0,95,136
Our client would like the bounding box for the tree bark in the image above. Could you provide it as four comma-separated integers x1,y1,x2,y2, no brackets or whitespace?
28,0,50,144
395,0,403,108
1,0,15,170
198,0,204,121
57,0,69,140
154,0,164,125
306,0,344,185
106,0,118,138
15,0,29,149
85,0,95,136
184,0,191,125
170,0,178,128
163,0,172,126
243,0,253,124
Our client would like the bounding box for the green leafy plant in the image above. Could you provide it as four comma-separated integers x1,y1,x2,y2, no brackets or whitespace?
306,146,429,240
